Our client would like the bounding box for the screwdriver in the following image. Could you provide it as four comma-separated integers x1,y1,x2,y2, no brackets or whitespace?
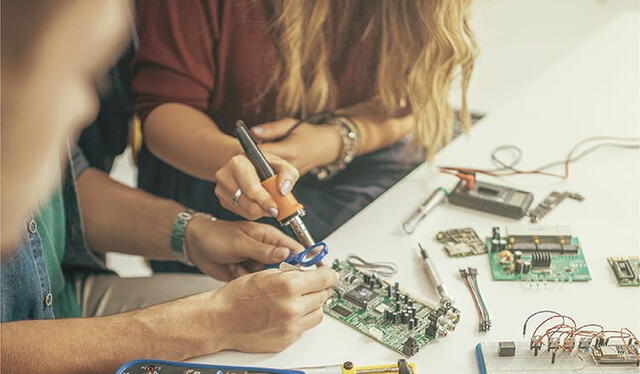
234,120,323,265
418,243,453,304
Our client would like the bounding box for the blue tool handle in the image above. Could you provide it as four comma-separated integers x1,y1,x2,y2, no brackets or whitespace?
115,359,306,374
264,242,328,269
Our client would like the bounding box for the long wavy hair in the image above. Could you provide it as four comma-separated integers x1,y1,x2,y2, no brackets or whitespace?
266,0,477,158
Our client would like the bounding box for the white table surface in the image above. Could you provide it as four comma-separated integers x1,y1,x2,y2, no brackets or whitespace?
196,13,640,372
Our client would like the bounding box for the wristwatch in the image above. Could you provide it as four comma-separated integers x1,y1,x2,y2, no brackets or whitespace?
171,209,216,266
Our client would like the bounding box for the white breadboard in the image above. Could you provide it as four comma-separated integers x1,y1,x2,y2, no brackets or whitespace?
476,342,640,374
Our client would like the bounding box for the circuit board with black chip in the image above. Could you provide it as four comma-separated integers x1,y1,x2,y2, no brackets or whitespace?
324,260,460,357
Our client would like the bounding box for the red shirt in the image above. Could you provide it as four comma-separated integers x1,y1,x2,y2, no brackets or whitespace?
133,0,379,134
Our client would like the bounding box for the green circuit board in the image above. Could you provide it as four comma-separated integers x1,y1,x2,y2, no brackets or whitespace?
608,257,640,286
487,237,591,282
323,260,460,357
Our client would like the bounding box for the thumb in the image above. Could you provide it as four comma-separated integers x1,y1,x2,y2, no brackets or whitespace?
251,118,299,141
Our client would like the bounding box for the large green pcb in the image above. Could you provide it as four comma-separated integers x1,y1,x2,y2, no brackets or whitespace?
487,237,591,282
323,260,460,357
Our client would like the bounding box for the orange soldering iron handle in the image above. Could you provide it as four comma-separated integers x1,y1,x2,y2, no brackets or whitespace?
261,175,304,222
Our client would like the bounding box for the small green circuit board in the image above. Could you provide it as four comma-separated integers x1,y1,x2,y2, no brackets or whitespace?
324,260,460,357
608,257,640,286
487,237,591,282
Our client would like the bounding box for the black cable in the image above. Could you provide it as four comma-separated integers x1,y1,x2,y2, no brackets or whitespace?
273,110,335,142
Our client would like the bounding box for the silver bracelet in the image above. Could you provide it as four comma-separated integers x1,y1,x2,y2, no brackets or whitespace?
311,115,360,181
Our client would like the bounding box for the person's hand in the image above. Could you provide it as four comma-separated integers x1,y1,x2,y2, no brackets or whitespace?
252,118,341,175
214,153,299,220
212,267,338,352
134,267,337,359
186,218,305,281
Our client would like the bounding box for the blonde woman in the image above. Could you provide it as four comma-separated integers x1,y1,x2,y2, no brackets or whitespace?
133,0,476,267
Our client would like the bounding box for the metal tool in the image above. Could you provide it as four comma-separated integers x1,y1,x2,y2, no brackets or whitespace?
115,359,418,374
528,191,584,223
418,243,453,304
402,187,448,234
235,120,324,266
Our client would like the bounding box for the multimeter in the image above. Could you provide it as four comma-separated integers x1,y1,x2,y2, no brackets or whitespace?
447,180,533,219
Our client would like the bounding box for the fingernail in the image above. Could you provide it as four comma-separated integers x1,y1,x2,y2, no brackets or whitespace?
280,180,292,196
276,247,290,260
252,126,264,134
269,207,279,217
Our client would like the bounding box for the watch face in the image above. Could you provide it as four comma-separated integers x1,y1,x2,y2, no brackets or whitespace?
178,212,193,220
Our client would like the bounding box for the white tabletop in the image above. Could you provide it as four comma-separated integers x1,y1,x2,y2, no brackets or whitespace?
197,12,640,372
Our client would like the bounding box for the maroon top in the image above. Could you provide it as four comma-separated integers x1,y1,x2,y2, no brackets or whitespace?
133,0,379,134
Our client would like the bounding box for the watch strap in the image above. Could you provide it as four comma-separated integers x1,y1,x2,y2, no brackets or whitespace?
170,209,197,266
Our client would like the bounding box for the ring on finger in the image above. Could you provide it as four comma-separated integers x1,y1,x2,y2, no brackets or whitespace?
231,188,242,207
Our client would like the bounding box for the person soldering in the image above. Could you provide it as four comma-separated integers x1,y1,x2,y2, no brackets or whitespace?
0,1,336,373
131,0,478,275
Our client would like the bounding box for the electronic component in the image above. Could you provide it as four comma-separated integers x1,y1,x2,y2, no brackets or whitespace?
115,359,419,374
460,268,491,332
528,191,584,223
344,284,379,309
477,311,640,373
476,341,640,373
332,305,353,318
447,180,533,219
487,226,591,282
498,341,516,357
531,251,551,268
592,344,640,365
325,260,460,357
403,337,419,357
608,257,640,286
435,228,487,257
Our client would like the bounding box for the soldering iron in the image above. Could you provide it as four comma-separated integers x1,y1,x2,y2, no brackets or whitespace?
235,120,325,267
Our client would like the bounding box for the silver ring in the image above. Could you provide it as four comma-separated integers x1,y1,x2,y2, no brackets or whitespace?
231,188,242,207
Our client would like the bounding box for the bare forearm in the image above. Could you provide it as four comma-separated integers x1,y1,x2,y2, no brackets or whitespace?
351,113,414,155
144,102,241,181
76,168,183,259
1,295,221,374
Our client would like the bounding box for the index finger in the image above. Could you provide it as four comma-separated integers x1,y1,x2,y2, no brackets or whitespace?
281,267,338,295
231,155,279,216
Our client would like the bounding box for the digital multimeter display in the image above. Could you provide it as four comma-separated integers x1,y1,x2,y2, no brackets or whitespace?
448,181,534,219
508,191,529,206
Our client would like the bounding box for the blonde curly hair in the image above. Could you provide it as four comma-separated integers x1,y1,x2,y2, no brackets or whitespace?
266,0,477,158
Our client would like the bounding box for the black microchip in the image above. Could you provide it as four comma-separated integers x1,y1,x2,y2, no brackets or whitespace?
331,305,353,318
344,284,379,308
